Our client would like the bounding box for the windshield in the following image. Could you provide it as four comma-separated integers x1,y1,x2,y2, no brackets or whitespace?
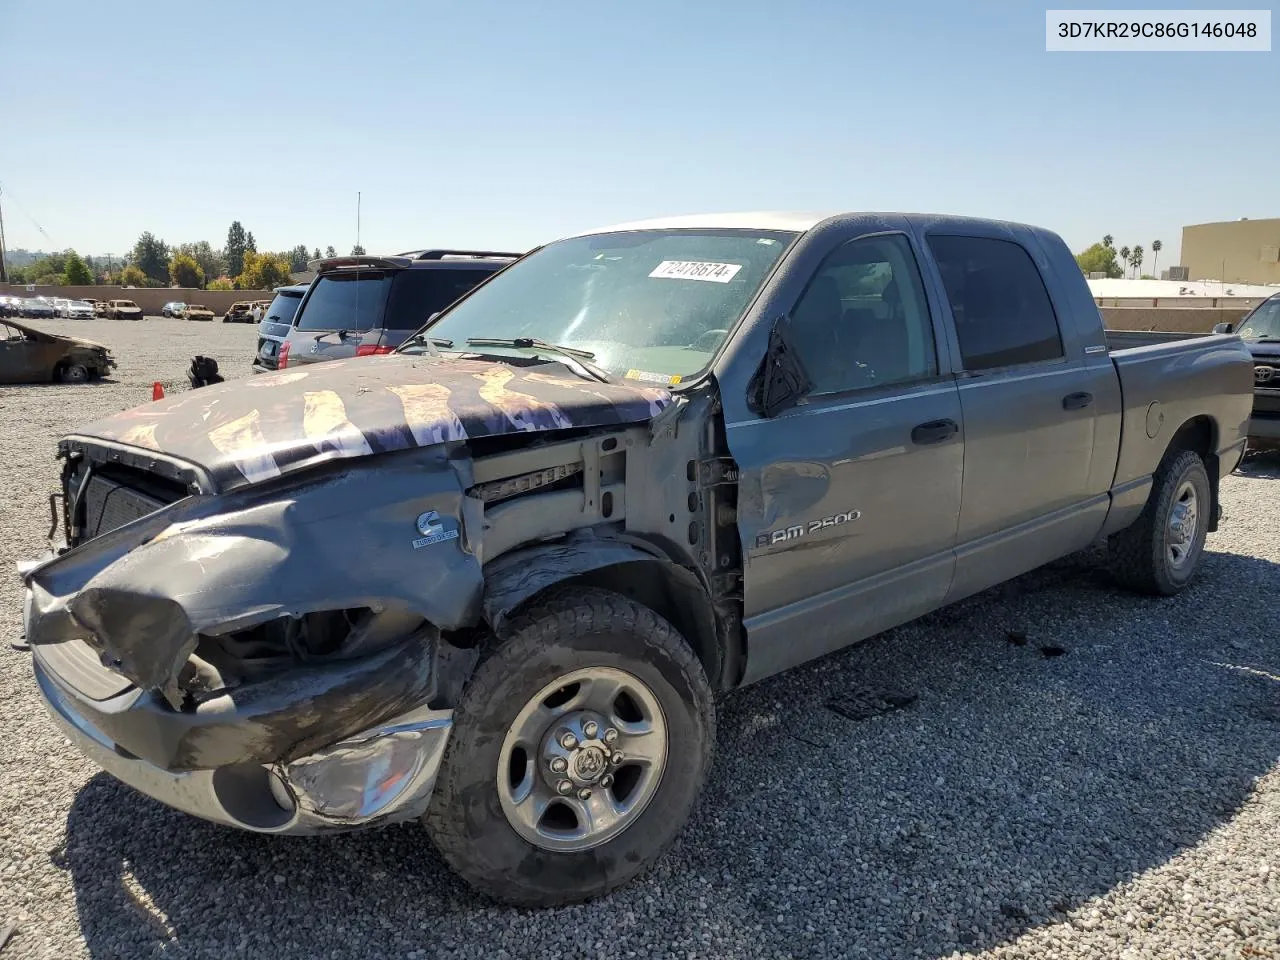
264,292,304,324
407,229,797,381
296,272,391,332
1237,298,1280,340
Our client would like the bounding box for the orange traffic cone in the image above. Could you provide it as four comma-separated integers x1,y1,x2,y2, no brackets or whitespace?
152,382,165,401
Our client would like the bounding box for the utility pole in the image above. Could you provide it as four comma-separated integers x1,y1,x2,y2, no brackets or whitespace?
0,185,9,284
356,191,361,253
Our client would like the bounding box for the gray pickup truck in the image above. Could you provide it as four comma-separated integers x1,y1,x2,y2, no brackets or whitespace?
19,212,1253,908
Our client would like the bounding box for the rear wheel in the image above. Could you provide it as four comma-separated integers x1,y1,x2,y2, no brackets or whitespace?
1109,448,1211,595
425,587,715,907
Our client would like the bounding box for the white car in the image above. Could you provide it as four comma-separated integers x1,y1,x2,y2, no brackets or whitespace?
65,300,95,320
50,297,72,318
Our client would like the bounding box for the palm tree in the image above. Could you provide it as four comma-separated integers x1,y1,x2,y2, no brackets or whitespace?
1119,246,1130,278
1131,244,1144,278
1103,235,1114,248
1151,239,1163,277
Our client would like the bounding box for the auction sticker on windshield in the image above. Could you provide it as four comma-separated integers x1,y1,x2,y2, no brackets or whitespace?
649,260,743,283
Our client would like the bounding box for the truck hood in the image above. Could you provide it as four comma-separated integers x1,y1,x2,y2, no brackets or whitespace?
1243,340,1280,361
70,354,673,490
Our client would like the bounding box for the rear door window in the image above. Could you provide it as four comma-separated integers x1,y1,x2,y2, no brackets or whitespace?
264,293,303,324
383,268,496,332
295,273,392,332
926,235,1064,370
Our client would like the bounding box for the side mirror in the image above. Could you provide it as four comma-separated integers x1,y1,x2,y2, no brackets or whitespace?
748,316,813,418
1212,322,1235,335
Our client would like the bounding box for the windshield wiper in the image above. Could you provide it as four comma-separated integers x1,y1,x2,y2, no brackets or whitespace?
399,333,455,353
464,337,613,383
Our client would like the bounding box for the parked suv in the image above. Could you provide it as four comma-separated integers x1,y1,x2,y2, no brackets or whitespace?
161,301,186,318
276,249,520,369
251,283,310,372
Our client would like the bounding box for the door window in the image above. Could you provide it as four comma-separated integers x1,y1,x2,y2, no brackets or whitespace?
926,235,1064,370
788,234,937,395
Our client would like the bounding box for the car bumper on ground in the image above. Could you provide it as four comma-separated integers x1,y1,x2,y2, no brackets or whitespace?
34,654,453,835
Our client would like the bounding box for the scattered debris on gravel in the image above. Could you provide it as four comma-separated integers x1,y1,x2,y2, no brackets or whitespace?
2,318,1279,959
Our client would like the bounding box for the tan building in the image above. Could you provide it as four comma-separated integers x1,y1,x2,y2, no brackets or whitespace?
1181,217,1280,285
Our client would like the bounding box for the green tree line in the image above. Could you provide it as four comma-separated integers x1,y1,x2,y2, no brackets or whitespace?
6,221,348,290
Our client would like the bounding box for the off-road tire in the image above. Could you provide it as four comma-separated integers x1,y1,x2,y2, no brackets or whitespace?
1109,448,1210,596
424,587,715,907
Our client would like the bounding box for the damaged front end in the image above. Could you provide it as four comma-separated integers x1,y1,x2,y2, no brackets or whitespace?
22,442,486,834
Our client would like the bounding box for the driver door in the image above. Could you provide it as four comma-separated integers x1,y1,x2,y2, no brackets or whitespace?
725,227,964,684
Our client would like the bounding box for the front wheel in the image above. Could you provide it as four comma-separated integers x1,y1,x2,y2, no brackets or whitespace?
1109,448,1211,595
58,363,89,384
425,587,715,907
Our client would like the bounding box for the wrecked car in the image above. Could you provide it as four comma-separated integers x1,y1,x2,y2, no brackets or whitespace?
0,318,116,383
20,213,1253,907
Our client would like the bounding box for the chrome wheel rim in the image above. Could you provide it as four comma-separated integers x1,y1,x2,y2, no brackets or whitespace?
1167,480,1199,569
497,666,667,852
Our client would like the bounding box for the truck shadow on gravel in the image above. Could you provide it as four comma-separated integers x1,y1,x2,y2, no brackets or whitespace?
59,549,1280,960
1236,450,1280,479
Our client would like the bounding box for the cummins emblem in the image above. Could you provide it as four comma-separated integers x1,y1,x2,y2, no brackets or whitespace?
413,510,459,549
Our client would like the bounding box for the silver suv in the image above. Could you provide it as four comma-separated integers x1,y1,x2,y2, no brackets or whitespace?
277,249,520,369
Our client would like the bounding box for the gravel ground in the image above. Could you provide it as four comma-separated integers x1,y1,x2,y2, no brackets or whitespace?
1,318,1278,959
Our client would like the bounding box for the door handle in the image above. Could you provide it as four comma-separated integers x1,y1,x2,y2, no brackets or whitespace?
1062,391,1094,410
911,418,959,445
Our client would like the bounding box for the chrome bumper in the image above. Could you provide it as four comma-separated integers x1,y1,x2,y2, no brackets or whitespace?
35,657,453,835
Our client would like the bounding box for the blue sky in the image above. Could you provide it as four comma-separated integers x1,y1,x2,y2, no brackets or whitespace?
1,0,1274,267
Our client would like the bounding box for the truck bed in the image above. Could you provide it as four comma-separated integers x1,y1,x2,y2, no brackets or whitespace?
1104,328,1214,351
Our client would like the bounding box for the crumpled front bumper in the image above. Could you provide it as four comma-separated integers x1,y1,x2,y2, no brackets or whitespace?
34,649,453,835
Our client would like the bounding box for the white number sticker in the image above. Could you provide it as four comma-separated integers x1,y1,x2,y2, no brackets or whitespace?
648,260,743,283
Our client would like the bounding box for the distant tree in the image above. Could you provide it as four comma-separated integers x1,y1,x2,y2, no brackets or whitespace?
225,221,248,278
1102,234,1114,249
119,264,148,287
350,244,366,256
312,247,321,260
169,252,205,289
246,231,257,253
1130,244,1144,278
236,250,291,290
325,245,336,258
1075,242,1123,279
176,241,225,284
130,232,170,284
63,251,93,285
287,244,311,272
208,277,235,291
16,251,69,285
1118,246,1130,277
1151,239,1163,276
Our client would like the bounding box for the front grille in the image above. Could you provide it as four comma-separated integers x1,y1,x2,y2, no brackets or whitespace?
84,475,165,539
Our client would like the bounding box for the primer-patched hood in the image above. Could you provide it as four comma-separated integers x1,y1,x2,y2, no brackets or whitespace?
72,354,673,489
